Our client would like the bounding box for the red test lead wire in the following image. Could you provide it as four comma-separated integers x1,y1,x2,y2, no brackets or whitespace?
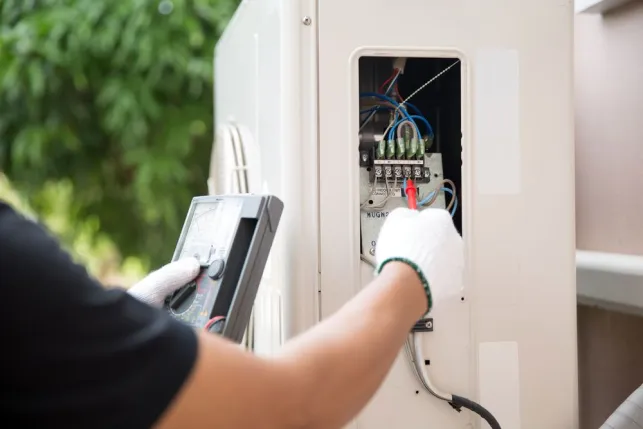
204,315,225,332
406,179,418,210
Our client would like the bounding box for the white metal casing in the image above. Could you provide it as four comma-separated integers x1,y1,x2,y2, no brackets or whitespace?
213,1,578,428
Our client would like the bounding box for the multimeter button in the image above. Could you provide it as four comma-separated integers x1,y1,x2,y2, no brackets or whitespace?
207,259,225,280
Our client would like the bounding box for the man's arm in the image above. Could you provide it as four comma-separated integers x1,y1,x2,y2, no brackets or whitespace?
156,262,426,429
1,201,453,429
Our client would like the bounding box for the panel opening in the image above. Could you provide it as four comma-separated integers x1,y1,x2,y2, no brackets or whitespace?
357,56,462,265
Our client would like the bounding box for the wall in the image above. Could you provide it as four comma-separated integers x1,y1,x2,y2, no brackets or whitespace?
574,1,643,427
575,1,643,255
577,306,643,428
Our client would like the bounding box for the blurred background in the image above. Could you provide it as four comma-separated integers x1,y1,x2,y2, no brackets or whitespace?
0,0,239,286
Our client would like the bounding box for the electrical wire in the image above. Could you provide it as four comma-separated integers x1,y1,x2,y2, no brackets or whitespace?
379,68,401,95
360,174,380,208
420,187,457,216
407,332,502,429
359,92,419,136
406,334,452,400
361,102,423,118
395,120,418,140
379,60,460,145
361,69,402,130
403,60,460,110
204,316,225,332
360,254,376,268
400,101,422,117
407,114,434,139
445,188,458,217
417,179,458,214
361,173,399,211
401,178,458,216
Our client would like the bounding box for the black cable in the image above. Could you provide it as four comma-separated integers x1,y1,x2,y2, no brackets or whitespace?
449,395,502,429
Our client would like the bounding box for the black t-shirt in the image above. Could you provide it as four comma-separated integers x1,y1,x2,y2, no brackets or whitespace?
0,201,198,428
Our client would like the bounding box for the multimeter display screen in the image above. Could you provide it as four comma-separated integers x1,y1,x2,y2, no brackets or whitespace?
177,199,242,266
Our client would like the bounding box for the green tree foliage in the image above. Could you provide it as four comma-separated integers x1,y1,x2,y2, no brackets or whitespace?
0,0,239,269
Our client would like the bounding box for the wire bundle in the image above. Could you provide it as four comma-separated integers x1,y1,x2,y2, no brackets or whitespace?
359,61,458,217
359,92,431,140
402,177,458,217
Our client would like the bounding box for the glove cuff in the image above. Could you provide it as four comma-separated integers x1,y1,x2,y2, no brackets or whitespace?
376,257,433,312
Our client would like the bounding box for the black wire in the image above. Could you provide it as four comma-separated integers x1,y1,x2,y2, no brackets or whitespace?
449,395,502,429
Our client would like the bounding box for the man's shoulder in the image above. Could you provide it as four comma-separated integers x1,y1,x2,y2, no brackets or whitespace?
0,200,23,239
0,200,34,239
0,200,67,274
0,200,28,226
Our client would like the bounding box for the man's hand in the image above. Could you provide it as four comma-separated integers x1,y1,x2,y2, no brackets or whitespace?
375,207,464,313
127,257,201,307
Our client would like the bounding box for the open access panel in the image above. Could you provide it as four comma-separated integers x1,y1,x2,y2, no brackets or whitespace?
164,195,283,343
359,56,463,265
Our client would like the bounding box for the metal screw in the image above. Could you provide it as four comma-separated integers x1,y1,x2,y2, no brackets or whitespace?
425,320,433,329
369,248,375,256
424,169,430,178
302,16,312,25
361,153,368,163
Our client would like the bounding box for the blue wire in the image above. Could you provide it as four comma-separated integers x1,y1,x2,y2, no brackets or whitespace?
407,115,434,139
402,179,457,217
359,93,414,124
402,102,422,116
360,101,422,117
418,190,435,206
417,187,458,217
362,107,433,140
388,117,420,141
359,94,434,140
360,106,392,115
359,105,402,128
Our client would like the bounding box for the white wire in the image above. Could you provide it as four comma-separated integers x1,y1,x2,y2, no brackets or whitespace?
362,174,397,211
405,333,453,402
396,120,418,140
380,60,461,145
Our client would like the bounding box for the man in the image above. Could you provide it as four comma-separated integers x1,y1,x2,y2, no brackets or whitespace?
0,200,463,428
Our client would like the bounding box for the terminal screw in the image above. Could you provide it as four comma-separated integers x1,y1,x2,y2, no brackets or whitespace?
302,16,312,25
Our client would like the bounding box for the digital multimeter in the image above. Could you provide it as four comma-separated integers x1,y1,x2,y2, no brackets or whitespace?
164,195,283,343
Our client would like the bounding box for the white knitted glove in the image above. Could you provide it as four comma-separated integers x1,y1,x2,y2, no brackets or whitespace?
375,207,464,313
128,257,201,307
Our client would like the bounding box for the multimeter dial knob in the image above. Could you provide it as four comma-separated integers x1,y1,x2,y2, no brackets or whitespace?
207,259,225,280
